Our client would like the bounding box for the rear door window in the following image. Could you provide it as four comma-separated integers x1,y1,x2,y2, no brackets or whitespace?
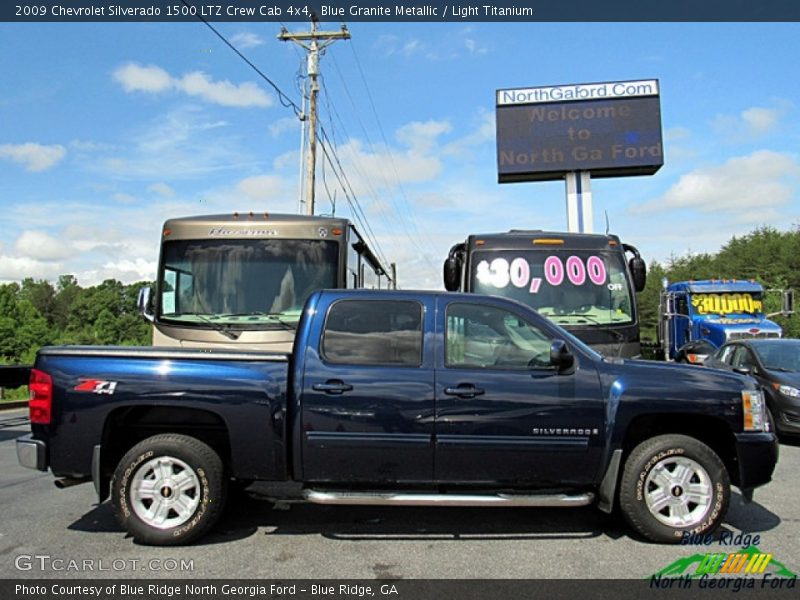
322,299,423,366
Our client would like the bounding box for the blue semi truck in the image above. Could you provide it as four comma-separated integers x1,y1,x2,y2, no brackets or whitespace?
657,279,793,362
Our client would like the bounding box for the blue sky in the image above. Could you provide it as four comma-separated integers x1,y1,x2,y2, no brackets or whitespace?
1,22,798,288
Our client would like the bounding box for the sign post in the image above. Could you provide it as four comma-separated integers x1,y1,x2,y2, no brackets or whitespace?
565,171,593,233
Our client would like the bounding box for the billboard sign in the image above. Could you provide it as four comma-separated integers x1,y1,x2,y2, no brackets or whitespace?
496,79,663,182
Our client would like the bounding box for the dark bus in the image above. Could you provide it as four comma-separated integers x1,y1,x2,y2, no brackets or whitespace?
443,230,646,357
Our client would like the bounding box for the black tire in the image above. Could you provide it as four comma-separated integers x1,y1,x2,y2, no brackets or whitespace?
111,433,227,545
619,434,730,544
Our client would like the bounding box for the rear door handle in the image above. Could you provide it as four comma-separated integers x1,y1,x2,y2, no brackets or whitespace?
312,380,354,395
444,385,485,399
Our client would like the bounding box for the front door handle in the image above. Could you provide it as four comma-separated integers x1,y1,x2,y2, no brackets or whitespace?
312,380,354,395
444,385,485,399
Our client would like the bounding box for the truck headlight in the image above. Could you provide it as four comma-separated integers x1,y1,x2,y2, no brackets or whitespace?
742,390,766,432
772,383,800,398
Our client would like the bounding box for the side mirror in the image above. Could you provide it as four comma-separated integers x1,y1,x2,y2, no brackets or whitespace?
137,286,155,323
443,257,461,292
623,243,647,293
549,339,575,373
733,366,752,377
630,256,647,292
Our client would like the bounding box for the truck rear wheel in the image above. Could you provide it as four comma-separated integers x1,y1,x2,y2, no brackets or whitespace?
619,434,729,544
111,433,226,545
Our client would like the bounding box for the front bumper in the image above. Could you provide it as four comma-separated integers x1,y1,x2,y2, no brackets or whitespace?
734,432,778,492
16,434,47,471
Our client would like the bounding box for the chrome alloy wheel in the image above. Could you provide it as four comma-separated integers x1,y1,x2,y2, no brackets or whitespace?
644,456,713,528
130,456,201,529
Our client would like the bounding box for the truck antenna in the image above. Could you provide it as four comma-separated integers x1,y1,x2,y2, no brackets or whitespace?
605,210,610,235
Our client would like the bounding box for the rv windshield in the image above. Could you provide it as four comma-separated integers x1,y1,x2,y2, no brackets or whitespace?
471,249,635,327
158,239,338,329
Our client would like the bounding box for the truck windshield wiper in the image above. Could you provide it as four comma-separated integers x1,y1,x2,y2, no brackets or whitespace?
213,312,297,330
194,315,241,340
552,313,603,325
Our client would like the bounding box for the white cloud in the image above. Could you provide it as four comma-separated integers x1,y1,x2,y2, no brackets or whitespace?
665,126,691,142
463,29,488,56
113,62,272,108
741,107,781,136
337,138,444,195
230,32,264,49
178,71,271,108
235,175,287,201
712,101,791,140
98,257,157,282
113,192,138,204
631,150,800,215
402,39,422,56
374,28,489,61
396,119,452,153
0,255,66,282
14,230,70,262
0,143,66,171
93,107,256,180
414,192,456,209
443,111,494,157
113,63,172,93
270,116,300,138
148,182,175,198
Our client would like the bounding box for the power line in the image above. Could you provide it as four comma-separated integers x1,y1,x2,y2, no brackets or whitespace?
317,127,392,270
330,45,436,269
181,0,302,117
179,7,393,272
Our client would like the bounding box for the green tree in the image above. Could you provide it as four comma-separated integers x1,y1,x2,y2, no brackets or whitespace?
636,226,799,342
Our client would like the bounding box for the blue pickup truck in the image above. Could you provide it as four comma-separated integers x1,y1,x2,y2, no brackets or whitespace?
17,290,777,545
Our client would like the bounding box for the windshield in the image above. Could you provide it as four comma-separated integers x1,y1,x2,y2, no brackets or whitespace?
755,341,800,372
471,249,635,327
158,239,339,329
689,292,765,317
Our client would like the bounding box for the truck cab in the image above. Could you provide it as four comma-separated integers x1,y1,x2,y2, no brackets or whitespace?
658,279,786,361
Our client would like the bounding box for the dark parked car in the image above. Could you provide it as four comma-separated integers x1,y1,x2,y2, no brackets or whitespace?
674,339,718,365
706,339,800,437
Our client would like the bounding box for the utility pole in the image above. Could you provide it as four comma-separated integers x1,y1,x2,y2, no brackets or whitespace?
279,20,350,216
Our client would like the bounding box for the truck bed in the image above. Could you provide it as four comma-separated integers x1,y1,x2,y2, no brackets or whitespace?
33,346,291,482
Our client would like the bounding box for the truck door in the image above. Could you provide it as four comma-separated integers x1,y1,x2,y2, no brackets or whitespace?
669,292,692,357
434,298,605,486
299,296,435,483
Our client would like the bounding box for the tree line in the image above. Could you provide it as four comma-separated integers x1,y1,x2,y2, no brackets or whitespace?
637,226,800,341
0,275,151,366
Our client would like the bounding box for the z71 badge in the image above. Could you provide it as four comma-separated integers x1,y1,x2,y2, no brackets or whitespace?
74,379,118,394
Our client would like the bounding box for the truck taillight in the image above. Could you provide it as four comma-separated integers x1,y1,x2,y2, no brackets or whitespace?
29,369,53,424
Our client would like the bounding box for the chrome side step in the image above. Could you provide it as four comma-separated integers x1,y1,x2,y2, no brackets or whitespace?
303,490,594,508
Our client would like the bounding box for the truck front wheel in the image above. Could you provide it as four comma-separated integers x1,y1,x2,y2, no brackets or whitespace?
111,434,226,545
619,434,730,544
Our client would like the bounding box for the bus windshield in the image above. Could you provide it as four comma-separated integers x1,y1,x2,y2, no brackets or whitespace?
158,239,338,328
471,249,635,327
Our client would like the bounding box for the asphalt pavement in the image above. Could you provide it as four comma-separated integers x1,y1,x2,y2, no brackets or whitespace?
1,407,798,579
